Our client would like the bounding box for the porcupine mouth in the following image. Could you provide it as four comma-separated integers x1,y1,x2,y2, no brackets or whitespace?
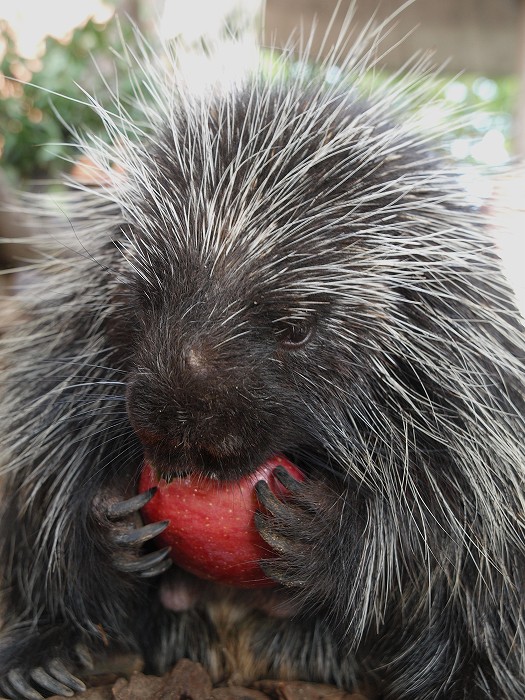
140,435,305,484
134,421,309,483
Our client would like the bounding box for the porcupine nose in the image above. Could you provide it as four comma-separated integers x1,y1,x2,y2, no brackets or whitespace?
181,344,245,458
184,346,211,382
128,334,253,471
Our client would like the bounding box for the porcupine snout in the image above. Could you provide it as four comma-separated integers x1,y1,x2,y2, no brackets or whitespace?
125,302,287,480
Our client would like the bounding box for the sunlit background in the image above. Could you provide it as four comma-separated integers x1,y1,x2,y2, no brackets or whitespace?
0,0,112,56
0,0,519,168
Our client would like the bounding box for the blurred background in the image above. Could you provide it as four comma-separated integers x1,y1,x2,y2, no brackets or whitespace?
0,0,524,311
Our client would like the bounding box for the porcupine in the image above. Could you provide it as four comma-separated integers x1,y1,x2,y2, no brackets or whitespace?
0,9,525,700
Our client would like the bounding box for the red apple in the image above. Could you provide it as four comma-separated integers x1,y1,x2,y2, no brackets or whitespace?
139,455,304,588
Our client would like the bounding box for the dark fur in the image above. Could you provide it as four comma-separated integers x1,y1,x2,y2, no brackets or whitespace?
0,59,524,700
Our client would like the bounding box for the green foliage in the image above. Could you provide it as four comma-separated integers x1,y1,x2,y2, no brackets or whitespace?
0,17,517,186
260,50,516,165
0,16,138,186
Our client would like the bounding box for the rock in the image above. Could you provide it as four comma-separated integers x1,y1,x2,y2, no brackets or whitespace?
112,673,164,699
212,687,270,700
252,680,368,700
152,659,213,700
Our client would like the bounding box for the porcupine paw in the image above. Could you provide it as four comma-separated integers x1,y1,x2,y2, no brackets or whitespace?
106,488,172,578
0,643,92,699
254,466,327,588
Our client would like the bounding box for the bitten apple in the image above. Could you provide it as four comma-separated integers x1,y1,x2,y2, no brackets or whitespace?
139,455,304,588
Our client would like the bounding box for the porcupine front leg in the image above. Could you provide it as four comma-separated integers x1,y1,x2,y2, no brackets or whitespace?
253,469,495,699
254,466,328,589
0,648,91,700
103,487,172,580
254,466,367,628
0,479,172,699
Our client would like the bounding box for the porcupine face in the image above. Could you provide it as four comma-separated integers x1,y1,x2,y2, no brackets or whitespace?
119,82,422,482
124,273,325,482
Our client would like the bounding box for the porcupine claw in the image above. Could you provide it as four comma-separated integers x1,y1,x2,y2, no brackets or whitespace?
46,659,86,693
1,660,86,700
254,480,292,520
253,511,290,554
107,489,172,578
3,670,45,700
0,634,97,699
29,667,76,697
254,469,312,588
273,465,302,493
106,488,157,519
114,546,172,577
254,465,305,520
74,643,94,671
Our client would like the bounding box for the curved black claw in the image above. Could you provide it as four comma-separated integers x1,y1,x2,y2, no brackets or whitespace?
46,659,86,693
254,469,322,589
255,481,290,519
115,546,172,578
258,557,307,588
107,488,157,520
106,488,172,579
273,465,302,493
254,475,307,558
113,520,170,546
30,667,74,697
0,658,87,699
74,642,94,671
139,557,173,578
5,670,44,700
254,512,290,554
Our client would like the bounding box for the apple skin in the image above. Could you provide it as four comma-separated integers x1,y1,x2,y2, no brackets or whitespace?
139,455,304,588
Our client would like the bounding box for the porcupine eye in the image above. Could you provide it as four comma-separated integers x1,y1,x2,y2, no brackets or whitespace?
274,317,315,349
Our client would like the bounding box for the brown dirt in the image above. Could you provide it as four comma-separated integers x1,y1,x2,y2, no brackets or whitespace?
41,659,369,700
